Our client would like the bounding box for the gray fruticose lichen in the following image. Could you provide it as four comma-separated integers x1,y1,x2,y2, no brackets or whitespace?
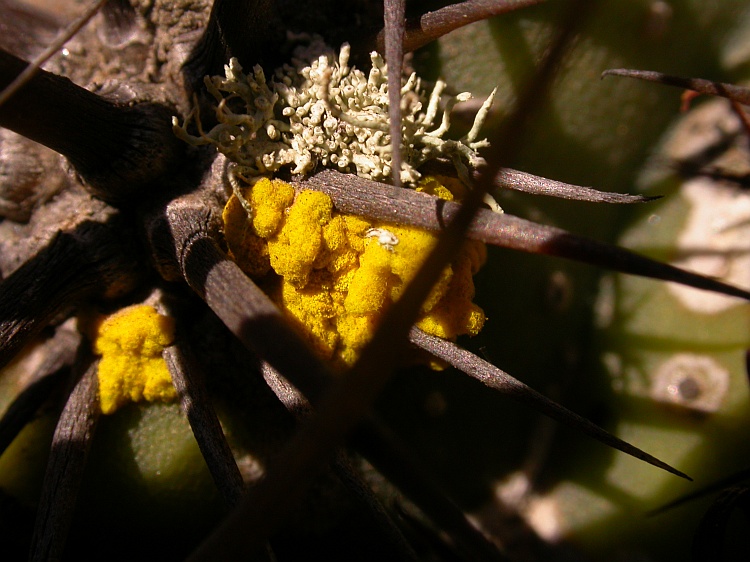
173,35,496,187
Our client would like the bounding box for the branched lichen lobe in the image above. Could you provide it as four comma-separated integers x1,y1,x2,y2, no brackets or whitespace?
174,38,494,184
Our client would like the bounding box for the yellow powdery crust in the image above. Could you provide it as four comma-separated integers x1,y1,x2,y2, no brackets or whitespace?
93,305,177,414
223,177,486,368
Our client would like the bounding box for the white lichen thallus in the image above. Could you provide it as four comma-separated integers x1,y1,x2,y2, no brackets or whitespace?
173,36,497,192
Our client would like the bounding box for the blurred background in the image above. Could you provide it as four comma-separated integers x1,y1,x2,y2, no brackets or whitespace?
379,1,750,560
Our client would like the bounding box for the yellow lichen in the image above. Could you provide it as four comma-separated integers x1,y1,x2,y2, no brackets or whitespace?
267,190,333,287
223,177,486,368
416,175,464,201
92,305,177,414
247,177,296,238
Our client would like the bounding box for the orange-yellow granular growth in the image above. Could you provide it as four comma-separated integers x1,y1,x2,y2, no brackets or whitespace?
223,176,486,368
92,305,177,414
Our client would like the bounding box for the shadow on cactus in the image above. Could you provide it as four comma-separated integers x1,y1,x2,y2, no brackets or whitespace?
0,1,748,561
602,66,750,562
